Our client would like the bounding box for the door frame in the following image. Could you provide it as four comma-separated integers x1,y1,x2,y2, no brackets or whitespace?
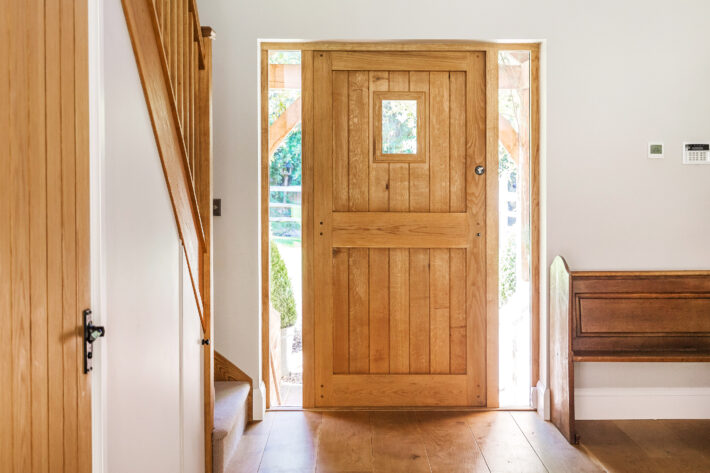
260,41,540,409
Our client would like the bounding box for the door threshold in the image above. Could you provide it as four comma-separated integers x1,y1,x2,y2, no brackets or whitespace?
267,406,535,412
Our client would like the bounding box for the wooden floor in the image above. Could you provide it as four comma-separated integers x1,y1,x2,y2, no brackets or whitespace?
224,410,710,473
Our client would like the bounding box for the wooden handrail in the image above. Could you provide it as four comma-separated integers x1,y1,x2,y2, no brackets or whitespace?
122,0,212,327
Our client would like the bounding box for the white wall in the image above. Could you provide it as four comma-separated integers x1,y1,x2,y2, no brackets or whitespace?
198,0,710,419
96,0,205,470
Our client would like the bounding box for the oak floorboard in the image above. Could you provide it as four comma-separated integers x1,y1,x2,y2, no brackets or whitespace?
316,412,373,473
227,413,275,473
576,420,664,473
466,411,547,473
511,411,602,473
258,411,321,473
416,411,488,473
371,412,430,473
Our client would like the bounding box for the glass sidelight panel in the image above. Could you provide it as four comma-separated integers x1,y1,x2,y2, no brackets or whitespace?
498,50,532,407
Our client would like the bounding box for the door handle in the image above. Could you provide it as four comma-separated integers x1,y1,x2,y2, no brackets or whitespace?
83,309,105,373
475,165,485,175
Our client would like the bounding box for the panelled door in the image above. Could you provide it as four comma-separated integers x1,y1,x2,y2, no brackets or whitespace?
313,51,487,406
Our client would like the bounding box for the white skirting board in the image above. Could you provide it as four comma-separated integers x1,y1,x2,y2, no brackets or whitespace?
253,381,267,420
575,387,710,420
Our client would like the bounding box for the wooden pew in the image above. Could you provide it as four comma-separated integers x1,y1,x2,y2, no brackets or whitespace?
549,256,710,443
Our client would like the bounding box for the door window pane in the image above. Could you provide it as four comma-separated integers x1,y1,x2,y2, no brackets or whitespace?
381,99,418,154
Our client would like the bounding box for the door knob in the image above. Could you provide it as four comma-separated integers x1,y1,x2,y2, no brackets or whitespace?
475,165,485,175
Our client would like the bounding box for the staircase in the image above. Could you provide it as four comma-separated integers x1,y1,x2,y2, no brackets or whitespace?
213,381,251,473
212,351,253,473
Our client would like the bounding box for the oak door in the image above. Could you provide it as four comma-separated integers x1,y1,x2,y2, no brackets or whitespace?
313,51,487,406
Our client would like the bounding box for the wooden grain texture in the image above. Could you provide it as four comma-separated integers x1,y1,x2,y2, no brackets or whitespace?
511,411,602,473
349,248,370,373
372,412,430,473
230,411,705,473
416,412,489,473
258,411,322,472
263,41,541,52
122,0,206,323
408,72,430,212
389,248,410,373
332,51,471,71
450,249,467,374
332,249,350,374
312,50,489,407
332,70,349,212
1,0,92,467
530,47,541,390
466,52,487,406
467,411,547,473
549,256,574,444
0,0,11,464
484,48,499,408
317,412,373,471
348,70,369,212
313,51,335,404
409,249,431,374
369,249,390,373
368,71,390,209
301,50,315,408
430,249,451,374
332,211,468,248
198,30,215,468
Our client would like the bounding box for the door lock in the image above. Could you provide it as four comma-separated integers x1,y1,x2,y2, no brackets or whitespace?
475,165,485,175
83,309,105,374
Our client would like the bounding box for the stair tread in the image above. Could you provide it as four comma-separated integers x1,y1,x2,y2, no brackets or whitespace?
213,381,250,439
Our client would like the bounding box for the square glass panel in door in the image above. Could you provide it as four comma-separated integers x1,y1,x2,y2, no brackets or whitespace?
373,90,427,163
382,99,418,154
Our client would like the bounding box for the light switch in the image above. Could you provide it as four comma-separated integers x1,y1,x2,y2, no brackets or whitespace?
648,142,664,159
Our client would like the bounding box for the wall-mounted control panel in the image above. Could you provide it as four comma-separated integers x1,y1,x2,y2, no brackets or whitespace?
683,143,710,164
648,142,664,159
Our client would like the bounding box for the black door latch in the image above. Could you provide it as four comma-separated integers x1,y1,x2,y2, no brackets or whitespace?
83,309,105,374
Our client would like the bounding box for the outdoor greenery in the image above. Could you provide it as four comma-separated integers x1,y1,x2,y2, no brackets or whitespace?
270,244,297,329
269,125,302,187
381,99,418,154
500,234,518,305
268,89,300,126
268,50,301,64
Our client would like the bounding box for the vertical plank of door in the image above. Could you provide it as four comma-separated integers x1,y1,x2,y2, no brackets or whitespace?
331,69,350,375
467,52,488,406
369,250,389,373
46,0,65,466
313,52,334,402
9,0,32,469
348,248,369,373
29,0,49,469
0,0,12,461
386,71,410,373
332,71,349,212
409,249,430,373
408,72,430,212
332,249,349,373
484,50,499,407
449,72,467,375
75,0,92,466
429,71,451,374
367,71,390,374
60,0,78,466
408,71,430,375
450,250,466,374
368,71,389,211
347,71,370,374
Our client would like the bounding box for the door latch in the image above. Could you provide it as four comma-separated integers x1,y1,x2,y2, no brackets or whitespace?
83,309,105,374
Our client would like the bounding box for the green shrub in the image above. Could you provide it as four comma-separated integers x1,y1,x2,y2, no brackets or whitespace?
270,244,297,328
500,234,517,305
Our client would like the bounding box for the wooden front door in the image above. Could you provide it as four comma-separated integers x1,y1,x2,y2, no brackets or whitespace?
313,51,487,406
